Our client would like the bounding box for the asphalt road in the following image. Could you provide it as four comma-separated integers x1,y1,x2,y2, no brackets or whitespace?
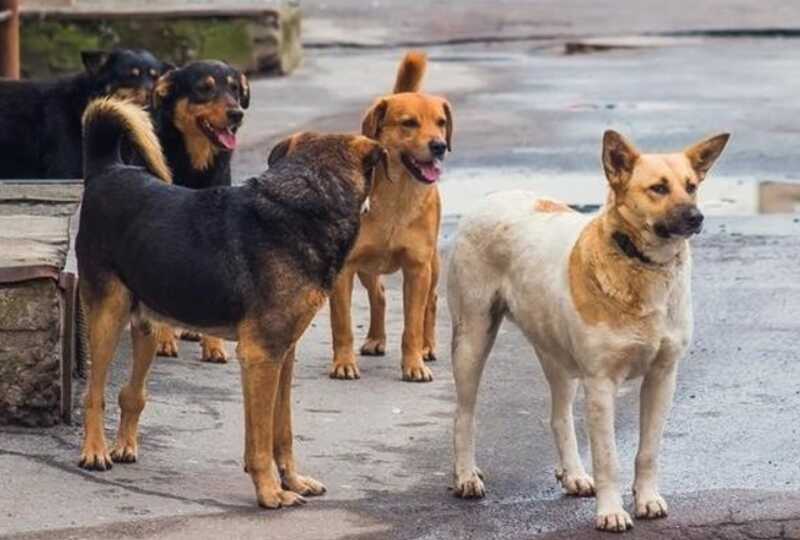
2,3,800,539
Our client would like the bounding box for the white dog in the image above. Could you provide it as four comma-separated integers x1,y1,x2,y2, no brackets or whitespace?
447,130,729,532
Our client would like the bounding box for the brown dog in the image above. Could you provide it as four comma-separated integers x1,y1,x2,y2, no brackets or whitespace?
328,51,453,382
77,98,386,509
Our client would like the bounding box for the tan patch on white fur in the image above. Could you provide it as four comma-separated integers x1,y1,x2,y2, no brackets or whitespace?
533,198,573,213
83,97,172,183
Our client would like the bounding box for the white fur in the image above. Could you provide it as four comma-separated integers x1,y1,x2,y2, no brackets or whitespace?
447,190,692,532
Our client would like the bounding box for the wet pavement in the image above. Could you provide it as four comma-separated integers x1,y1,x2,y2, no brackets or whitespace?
2,2,800,539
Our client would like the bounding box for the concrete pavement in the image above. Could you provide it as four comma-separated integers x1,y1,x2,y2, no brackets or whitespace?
3,2,800,538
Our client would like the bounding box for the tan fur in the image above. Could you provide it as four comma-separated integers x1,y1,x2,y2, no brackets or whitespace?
534,198,574,213
83,98,172,183
172,97,229,171
329,52,453,382
393,51,427,93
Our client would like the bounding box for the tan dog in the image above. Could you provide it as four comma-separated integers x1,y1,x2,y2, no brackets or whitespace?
447,130,729,532
328,51,453,383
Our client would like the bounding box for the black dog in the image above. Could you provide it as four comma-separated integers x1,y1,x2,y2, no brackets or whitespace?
151,60,249,189
77,97,385,510
144,60,250,360
0,48,170,179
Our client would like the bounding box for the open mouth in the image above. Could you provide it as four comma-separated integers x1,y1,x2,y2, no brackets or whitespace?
401,154,443,184
197,118,238,151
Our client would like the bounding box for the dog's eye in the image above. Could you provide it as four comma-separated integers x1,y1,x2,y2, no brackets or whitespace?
401,118,419,128
686,182,697,194
436,118,447,128
149,68,158,78
649,184,670,195
131,68,141,77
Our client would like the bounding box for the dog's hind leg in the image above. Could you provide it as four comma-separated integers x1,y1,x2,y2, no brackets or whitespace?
400,261,434,382
274,347,326,497
357,272,386,357
111,319,158,464
155,324,179,357
422,252,439,363
450,294,503,498
539,357,595,497
633,360,678,520
79,278,131,471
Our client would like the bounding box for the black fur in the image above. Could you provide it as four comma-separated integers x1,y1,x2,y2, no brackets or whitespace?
153,60,249,189
78,117,377,331
0,49,170,179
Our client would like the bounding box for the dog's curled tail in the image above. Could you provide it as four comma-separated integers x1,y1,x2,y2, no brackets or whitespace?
393,51,427,94
82,97,172,183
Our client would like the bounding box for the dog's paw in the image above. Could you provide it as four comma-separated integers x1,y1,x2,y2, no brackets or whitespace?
454,467,486,498
360,338,386,356
79,442,113,471
180,330,202,342
156,336,179,357
555,468,595,497
402,362,433,382
330,361,360,380
110,442,138,464
595,509,633,532
201,339,228,364
634,493,668,520
283,474,327,497
257,488,307,509
422,346,437,362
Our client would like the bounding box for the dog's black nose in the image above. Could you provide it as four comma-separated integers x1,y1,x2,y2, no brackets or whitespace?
429,139,447,159
227,108,244,124
684,206,704,230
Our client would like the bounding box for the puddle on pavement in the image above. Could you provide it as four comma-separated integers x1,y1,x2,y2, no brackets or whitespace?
439,168,800,218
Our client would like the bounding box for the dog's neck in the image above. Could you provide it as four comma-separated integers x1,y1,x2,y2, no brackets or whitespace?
158,116,232,187
570,208,688,321
365,160,438,226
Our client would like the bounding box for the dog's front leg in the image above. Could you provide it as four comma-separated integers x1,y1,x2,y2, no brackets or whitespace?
357,272,387,356
329,268,360,379
239,341,304,509
274,348,326,497
422,252,439,362
200,335,228,363
155,324,179,357
585,377,633,532
633,362,678,520
400,262,433,382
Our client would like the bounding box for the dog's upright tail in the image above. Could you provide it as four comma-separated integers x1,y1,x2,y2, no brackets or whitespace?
82,97,172,183
393,51,427,94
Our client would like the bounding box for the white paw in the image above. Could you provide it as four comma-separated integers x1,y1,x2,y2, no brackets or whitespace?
595,509,633,532
635,493,668,519
454,468,485,499
555,468,595,497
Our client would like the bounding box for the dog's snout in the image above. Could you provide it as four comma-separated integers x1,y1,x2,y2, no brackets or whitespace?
227,108,244,124
429,139,447,159
684,206,704,229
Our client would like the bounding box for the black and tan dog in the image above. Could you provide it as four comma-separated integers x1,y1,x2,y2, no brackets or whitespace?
145,60,250,362
77,97,387,508
0,48,169,179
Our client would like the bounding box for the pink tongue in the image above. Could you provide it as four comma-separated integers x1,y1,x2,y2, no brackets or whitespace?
419,161,442,182
217,129,237,150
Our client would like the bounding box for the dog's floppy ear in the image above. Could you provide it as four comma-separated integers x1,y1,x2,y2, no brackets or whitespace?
81,50,110,76
152,70,176,110
443,100,454,152
362,99,388,140
684,133,730,181
238,72,251,109
268,134,297,167
602,130,640,188
364,141,391,182
160,62,176,75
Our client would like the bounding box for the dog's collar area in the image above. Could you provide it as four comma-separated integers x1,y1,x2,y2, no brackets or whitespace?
611,231,656,266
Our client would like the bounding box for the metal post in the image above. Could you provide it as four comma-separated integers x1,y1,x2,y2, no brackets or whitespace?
0,0,20,80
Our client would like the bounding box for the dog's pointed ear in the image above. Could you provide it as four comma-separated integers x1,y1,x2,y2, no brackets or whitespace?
239,73,251,109
268,134,297,167
81,50,110,76
602,130,640,188
152,70,176,110
443,100,454,152
684,133,730,181
361,99,388,140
